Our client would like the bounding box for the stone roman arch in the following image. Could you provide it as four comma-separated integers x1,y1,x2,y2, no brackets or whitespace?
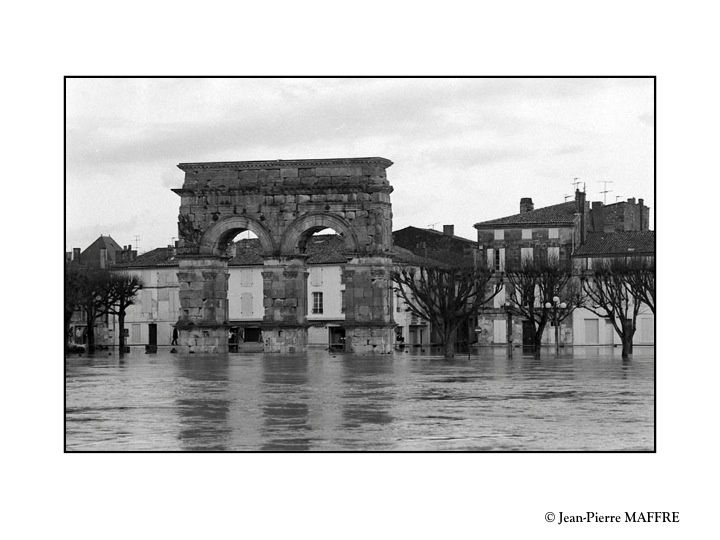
279,212,360,256
199,215,276,256
172,157,395,353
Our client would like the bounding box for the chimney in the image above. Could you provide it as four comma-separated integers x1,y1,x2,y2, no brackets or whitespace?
443,224,455,236
627,197,636,204
575,189,587,244
520,197,534,213
590,201,604,233
72,247,81,261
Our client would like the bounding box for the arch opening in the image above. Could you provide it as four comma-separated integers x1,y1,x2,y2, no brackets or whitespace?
200,216,275,257
299,227,348,264
280,213,359,257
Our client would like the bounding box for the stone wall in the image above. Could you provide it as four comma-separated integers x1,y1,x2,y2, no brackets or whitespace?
173,157,395,353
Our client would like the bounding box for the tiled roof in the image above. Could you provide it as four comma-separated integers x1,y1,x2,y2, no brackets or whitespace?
114,247,178,268
82,235,123,255
573,231,655,257
474,201,577,228
113,234,349,268
392,226,477,266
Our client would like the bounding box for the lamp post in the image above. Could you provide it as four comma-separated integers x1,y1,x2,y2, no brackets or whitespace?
544,296,567,356
504,301,513,357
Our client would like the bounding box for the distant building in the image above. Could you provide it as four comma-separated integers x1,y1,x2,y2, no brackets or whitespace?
571,230,655,346
472,190,653,349
66,235,135,348
392,225,480,350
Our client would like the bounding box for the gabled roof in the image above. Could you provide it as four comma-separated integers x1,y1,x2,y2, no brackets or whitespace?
474,201,578,228
573,231,655,257
81,235,123,255
392,226,477,266
114,247,177,268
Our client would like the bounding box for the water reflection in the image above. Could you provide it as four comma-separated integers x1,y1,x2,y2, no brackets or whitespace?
260,356,311,451
175,356,231,451
341,357,396,428
65,347,655,451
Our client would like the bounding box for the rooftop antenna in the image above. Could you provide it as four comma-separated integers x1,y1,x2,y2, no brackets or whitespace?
571,177,582,191
426,222,439,230
564,194,572,202
598,180,614,204
615,194,624,203
134,235,141,252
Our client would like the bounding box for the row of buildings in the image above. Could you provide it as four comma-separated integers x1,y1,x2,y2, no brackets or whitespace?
67,189,654,352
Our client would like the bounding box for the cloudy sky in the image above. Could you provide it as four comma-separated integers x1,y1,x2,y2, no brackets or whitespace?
66,77,653,253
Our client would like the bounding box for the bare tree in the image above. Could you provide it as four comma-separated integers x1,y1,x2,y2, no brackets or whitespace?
393,260,501,359
75,268,115,354
503,257,582,356
626,258,655,315
64,263,85,352
107,273,143,356
581,260,641,359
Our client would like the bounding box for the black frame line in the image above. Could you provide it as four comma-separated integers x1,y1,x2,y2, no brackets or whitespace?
63,75,657,454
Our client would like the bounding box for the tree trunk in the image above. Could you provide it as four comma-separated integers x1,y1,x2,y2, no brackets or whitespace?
621,319,634,359
86,310,95,354
64,311,72,354
533,324,545,358
443,325,456,359
118,311,126,357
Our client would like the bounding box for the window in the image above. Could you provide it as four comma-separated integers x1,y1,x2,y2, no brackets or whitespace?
548,246,560,263
310,267,323,287
522,228,532,239
493,247,505,271
312,292,323,314
240,293,253,317
549,228,559,239
494,229,504,240
240,269,253,287
493,284,506,308
521,247,533,262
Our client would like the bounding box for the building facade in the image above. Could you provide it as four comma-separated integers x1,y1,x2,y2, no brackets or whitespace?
473,190,654,350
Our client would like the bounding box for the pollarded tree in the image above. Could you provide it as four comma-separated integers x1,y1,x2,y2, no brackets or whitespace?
106,273,143,356
626,258,655,315
393,258,502,359
65,263,85,352
581,260,641,359
503,256,582,356
75,268,115,354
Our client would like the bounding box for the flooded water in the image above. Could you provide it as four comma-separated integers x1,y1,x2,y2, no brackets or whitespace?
65,347,654,451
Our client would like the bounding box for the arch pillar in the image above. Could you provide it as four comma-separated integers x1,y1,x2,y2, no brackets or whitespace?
261,257,309,353
175,256,230,353
342,257,396,354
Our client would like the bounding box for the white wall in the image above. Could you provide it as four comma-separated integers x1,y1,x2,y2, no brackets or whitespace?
228,267,264,321
572,306,654,346
112,267,180,346
307,265,344,320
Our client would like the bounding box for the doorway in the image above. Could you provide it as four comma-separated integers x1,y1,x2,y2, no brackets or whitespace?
522,320,535,353
329,326,346,352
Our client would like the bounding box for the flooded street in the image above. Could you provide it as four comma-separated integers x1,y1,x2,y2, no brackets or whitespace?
65,347,654,451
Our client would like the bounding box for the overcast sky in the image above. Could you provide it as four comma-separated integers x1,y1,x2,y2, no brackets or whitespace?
66,77,653,253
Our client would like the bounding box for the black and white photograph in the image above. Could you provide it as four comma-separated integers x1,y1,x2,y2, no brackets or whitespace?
7,2,719,538
64,76,655,452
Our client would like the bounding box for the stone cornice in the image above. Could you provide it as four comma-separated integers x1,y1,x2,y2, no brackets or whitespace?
172,183,394,196
177,157,393,171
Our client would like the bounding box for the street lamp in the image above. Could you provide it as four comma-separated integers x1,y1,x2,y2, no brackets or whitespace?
504,301,513,357
544,296,568,356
